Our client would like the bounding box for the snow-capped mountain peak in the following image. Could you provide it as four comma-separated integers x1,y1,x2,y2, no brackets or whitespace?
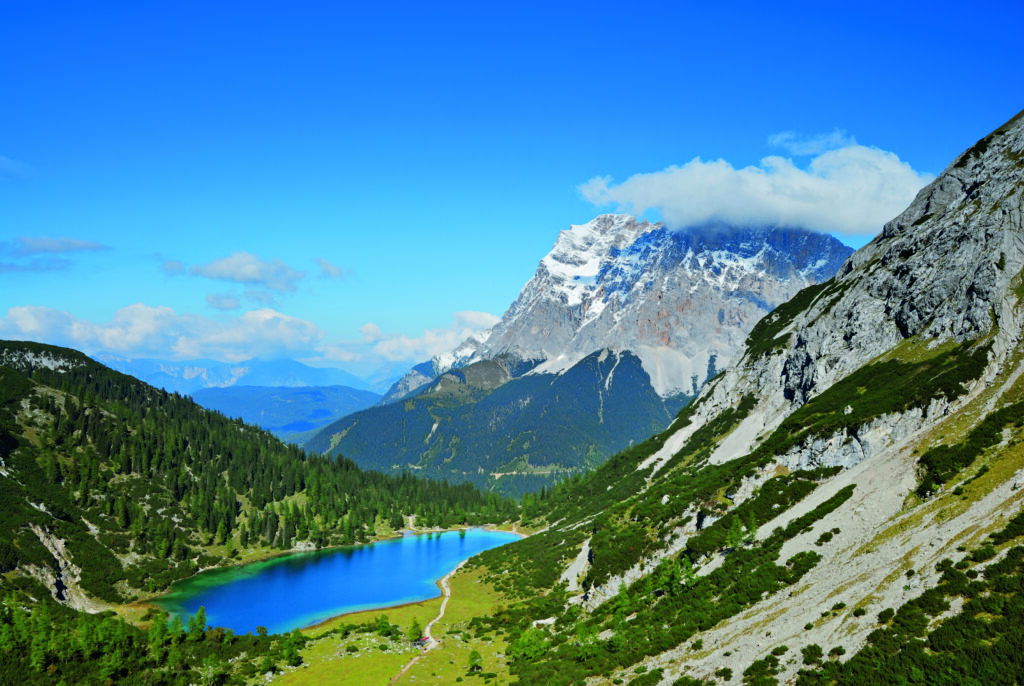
386,214,852,400
538,214,657,307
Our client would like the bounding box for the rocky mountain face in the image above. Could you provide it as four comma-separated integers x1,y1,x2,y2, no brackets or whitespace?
466,110,1024,685
385,215,852,402
690,108,1024,469
316,219,851,495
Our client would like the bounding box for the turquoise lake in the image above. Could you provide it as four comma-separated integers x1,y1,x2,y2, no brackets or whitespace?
153,528,520,634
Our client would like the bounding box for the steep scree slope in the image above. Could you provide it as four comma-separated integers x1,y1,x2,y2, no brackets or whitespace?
465,109,1024,686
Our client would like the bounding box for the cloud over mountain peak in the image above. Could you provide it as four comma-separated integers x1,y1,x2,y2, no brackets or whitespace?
580,136,933,238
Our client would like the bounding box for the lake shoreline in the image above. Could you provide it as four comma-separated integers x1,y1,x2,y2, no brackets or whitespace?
300,527,526,633
135,524,526,632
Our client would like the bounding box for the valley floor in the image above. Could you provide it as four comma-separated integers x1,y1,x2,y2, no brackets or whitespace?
271,565,515,685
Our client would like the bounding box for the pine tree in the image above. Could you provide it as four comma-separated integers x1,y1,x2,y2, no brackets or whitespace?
407,617,423,642
0,624,15,655
727,516,744,550
29,632,47,670
148,616,167,661
168,615,184,644
744,512,757,544
76,616,97,656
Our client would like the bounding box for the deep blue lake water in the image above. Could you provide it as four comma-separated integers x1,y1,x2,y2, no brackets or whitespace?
153,528,520,634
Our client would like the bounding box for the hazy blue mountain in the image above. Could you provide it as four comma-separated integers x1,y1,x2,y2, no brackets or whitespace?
92,354,373,394
191,385,381,442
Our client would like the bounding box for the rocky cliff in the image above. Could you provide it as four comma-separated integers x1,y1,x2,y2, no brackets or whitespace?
465,108,1024,686
387,215,852,400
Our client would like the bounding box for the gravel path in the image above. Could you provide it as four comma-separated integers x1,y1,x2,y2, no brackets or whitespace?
389,560,466,684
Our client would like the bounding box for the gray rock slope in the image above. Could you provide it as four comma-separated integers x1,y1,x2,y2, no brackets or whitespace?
387,216,852,402
692,109,1024,444
638,108,1024,685
343,219,851,496
506,109,1024,685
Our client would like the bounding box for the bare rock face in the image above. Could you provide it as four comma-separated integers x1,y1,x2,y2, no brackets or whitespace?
389,214,852,400
530,111,1024,686
28,524,103,613
687,110,1024,480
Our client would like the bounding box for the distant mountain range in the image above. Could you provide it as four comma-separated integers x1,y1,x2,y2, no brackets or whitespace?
92,354,383,394
191,384,380,443
308,217,853,494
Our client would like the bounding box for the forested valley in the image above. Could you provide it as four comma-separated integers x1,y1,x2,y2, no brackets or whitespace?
0,340,516,684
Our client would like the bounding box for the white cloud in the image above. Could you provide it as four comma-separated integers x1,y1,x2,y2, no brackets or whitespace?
307,311,501,368
368,311,500,362
312,345,362,363
359,322,384,341
0,303,187,355
191,309,323,359
315,257,348,279
244,289,277,306
206,293,241,310
191,252,305,293
579,138,933,237
0,304,499,379
0,304,324,362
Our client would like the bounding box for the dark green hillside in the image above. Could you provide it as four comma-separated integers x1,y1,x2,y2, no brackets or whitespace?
0,340,514,605
0,339,516,685
307,350,682,497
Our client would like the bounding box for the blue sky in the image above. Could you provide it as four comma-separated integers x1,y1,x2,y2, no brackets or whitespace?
1,1,1022,377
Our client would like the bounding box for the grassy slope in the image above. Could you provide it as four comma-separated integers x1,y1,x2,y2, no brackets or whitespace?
344,310,1024,684
275,566,514,685
277,302,1022,684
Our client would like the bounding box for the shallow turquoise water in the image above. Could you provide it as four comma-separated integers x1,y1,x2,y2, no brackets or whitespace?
153,528,519,634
